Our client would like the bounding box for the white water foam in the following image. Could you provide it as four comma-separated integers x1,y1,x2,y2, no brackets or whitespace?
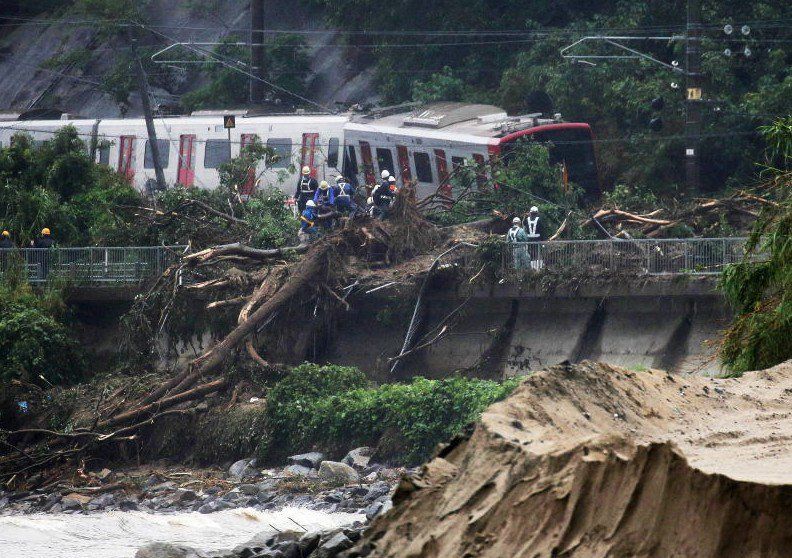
0,507,363,558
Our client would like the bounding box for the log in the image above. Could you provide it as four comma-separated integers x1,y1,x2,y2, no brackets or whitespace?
184,243,308,266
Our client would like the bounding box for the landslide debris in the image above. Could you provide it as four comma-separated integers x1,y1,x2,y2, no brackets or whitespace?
355,360,792,558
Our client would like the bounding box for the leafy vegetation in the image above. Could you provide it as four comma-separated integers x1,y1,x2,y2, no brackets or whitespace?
265,363,519,463
0,262,82,386
0,127,142,247
720,118,791,373
181,34,311,112
305,0,789,196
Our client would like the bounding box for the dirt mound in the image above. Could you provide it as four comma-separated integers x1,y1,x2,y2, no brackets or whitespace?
355,361,792,557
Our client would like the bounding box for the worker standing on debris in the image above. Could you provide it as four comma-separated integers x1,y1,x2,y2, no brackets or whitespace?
334,176,356,215
295,166,318,213
299,200,319,242
313,180,335,208
372,176,397,218
506,217,529,269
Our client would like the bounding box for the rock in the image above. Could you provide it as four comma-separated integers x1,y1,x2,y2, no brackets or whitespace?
364,501,383,520
363,482,390,502
229,458,258,479
148,481,177,493
314,532,353,557
342,447,373,470
284,464,313,477
174,489,197,503
0,496,8,510
61,494,91,510
318,461,359,484
287,452,325,469
119,499,139,511
256,479,278,492
238,484,259,496
298,532,321,555
144,475,164,490
88,493,116,510
134,542,204,558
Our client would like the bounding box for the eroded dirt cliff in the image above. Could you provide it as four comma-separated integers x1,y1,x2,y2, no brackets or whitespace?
355,360,792,557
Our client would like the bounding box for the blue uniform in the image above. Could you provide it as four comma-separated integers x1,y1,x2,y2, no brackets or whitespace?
334,181,356,213
300,207,318,237
313,187,335,208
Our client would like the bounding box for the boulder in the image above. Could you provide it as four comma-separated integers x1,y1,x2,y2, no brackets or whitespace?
238,484,260,496
287,452,325,469
363,481,391,502
229,458,258,479
61,494,91,510
342,447,373,470
314,532,353,557
318,461,359,484
284,464,313,477
134,542,204,558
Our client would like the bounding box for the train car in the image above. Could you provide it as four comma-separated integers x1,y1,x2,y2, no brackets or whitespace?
0,103,599,200
344,102,600,199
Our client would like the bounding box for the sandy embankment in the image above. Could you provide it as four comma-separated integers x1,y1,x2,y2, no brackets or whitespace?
357,361,792,557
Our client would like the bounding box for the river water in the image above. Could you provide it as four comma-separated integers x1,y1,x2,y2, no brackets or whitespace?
0,507,363,558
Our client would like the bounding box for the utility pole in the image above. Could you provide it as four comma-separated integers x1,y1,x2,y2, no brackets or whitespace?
685,0,703,192
250,0,265,104
127,30,167,192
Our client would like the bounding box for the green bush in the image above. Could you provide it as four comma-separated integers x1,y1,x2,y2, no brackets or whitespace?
0,263,82,386
264,363,519,464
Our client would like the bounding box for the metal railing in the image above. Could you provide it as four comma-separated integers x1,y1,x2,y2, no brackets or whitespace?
503,238,748,276
0,246,187,285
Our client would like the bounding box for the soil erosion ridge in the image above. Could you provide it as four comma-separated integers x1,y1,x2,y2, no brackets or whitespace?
356,360,792,557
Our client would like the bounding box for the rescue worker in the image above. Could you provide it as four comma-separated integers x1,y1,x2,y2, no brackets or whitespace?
523,206,543,270
372,175,397,218
334,176,356,215
0,230,15,272
294,166,318,213
32,228,55,249
31,227,55,280
299,199,319,242
313,180,335,208
506,217,529,269
0,230,15,249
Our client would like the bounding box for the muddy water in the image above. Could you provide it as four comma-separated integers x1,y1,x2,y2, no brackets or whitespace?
0,507,363,558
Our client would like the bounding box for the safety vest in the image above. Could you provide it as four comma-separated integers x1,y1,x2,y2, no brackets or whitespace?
336,183,351,197
299,176,314,193
525,217,540,238
506,226,521,243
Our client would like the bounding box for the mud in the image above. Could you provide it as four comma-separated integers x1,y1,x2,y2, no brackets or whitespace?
355,360,792,557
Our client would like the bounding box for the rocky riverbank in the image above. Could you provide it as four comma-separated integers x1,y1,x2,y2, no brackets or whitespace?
0,447,402,557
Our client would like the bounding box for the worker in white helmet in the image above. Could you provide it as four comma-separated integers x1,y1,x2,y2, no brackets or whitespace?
522,206,544,270
299,199,319,242
294,165,318,213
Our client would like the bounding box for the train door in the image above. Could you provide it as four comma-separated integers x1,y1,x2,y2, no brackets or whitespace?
396,146,412,186
359,141,375,187
300,133,319,176
240,133,258,198
434,149,451,197
118,135,136,182
177,134,196,187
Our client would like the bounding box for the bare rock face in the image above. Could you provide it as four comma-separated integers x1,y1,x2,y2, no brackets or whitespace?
353,361,792,557
135,542,205,558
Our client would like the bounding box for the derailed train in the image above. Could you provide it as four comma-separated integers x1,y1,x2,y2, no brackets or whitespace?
0,102,599,199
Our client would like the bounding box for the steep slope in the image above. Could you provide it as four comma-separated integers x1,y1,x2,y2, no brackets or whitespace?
0,1,376,117
355,360,792,557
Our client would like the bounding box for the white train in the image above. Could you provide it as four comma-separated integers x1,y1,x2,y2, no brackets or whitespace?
0,102,600,199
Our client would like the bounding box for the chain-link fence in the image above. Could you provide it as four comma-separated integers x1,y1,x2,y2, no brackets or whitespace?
0,246,187,285
503,238,748,275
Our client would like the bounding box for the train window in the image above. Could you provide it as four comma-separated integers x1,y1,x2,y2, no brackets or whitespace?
327,137,340,168
98,144,110,165
266,138,292,168
204,140,231,169
376,148,395,176
144,139,170,169
345,145,358,176
451,156,465,172
414,152,433,183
